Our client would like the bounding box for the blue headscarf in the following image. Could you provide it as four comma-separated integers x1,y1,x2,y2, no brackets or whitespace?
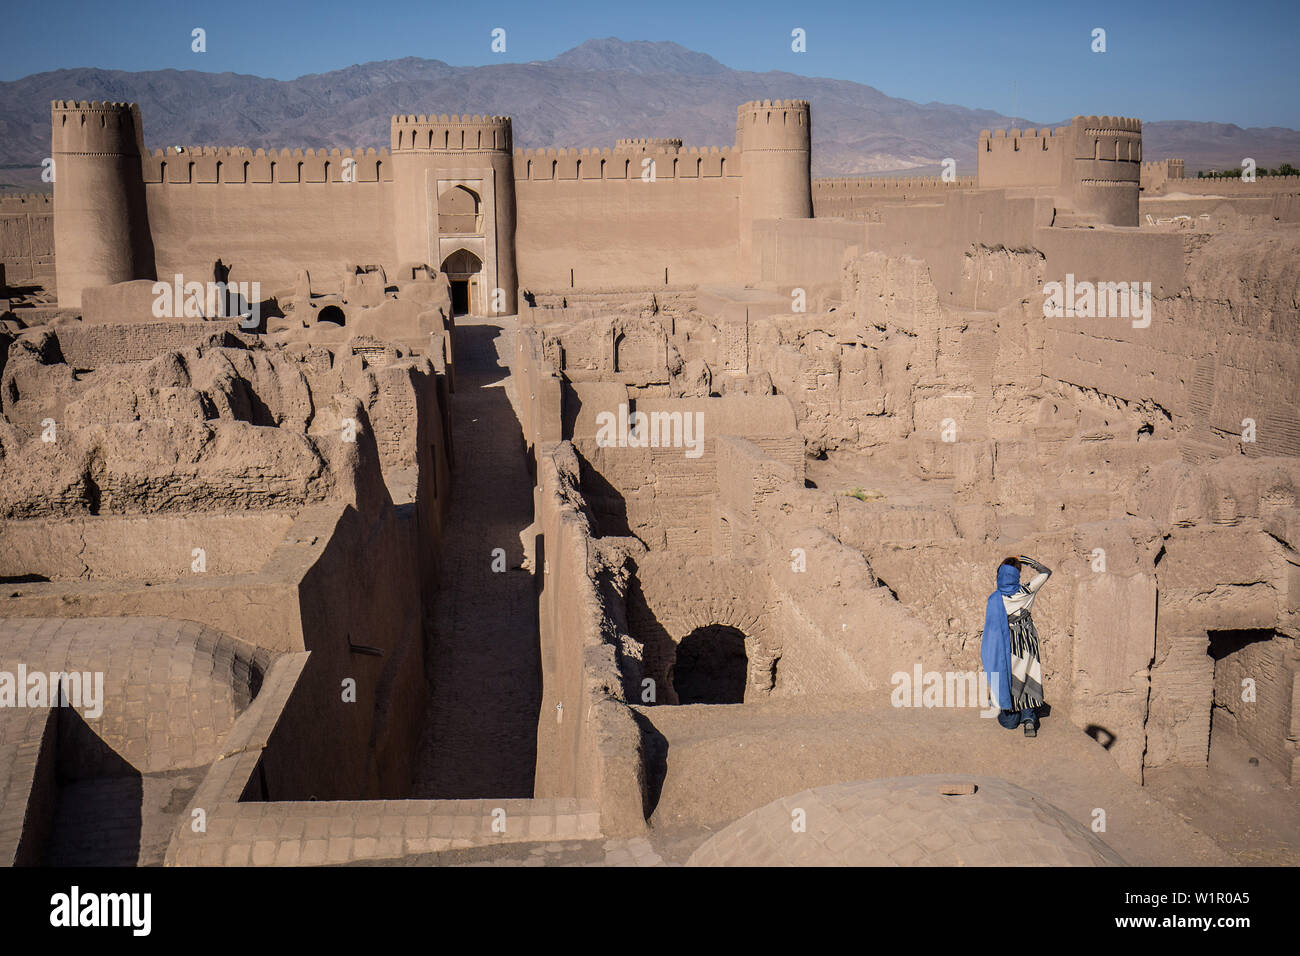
981,563,1021,711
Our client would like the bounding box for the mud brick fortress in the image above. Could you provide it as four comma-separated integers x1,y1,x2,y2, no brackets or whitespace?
0,93,1296,867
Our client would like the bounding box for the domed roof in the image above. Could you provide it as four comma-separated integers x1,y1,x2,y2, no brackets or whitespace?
686,775,1126,866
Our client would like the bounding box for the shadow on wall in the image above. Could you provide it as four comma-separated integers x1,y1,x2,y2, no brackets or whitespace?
45,707,143,866
578,453,635,539
627,573,675,703
629,708,668,818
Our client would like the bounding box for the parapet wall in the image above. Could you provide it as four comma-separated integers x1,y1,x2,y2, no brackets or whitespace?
390,114,512,152
1146,174,1300,196
735,99,811,151
978,126,1069,189
141,146,392,184
514,145,735,181
812,176,977,220
50,100,146,156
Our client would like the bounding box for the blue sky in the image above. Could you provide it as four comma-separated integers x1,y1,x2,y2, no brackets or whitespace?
5,0,1298,128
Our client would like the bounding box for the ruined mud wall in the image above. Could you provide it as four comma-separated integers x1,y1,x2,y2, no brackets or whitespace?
532,441,646,834
751,225,1299,783
513,320,649,831
0,328,453,799
825,190,1300,467
513,150,741,291
718,437,949,697
53,322,246,367
0,193,53,284
513,325,564,458
566,385,803,552
1131,458,1300,784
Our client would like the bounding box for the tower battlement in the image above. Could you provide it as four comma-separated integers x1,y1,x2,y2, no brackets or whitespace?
977,114,1142,225
390,114,513,152
735,100,811,152
51,100,145,156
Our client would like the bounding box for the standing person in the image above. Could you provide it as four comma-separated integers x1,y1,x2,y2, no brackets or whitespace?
981,555,1052,737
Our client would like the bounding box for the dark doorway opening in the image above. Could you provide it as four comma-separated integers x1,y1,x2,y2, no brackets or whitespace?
440,248,482,317
450,280,469,316
672,625,748,704
318,304,346,326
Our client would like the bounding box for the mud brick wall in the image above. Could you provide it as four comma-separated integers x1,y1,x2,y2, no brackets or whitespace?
55,322,244,368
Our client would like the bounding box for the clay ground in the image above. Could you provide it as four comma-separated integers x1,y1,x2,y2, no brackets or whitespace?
412,317,541,799
1145,732,1300,867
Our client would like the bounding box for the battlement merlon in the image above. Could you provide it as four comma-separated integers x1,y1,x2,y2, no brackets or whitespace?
510,146,736,180
736,99,811,112
615,138,684,152
141,146,392,184
51,100,146,157
735,99,811,152
0,192,54,206
390,114,513,152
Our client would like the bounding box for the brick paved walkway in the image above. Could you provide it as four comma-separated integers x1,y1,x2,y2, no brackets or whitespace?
413,318,541,798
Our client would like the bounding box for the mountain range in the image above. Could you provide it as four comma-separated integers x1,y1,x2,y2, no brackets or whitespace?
2,38,1297,190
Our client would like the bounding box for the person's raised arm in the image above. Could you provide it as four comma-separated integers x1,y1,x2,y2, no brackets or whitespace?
1019,555,1052,592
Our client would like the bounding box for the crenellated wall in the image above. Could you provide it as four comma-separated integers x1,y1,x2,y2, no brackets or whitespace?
513,144,742,292
978,116,1141,226
978,125,1070,187
140,145,396,290
46,98,823,310
812,175,977,220
1140,158,1185,192
142,145,391,184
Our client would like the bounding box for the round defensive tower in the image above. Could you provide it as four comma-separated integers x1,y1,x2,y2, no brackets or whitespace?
736,99,813,222
51,100,155,308
1068,116,1142,227
735,100,812,277
389,113,516,315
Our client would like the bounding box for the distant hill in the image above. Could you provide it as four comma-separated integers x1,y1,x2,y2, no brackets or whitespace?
2,38,1297,190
